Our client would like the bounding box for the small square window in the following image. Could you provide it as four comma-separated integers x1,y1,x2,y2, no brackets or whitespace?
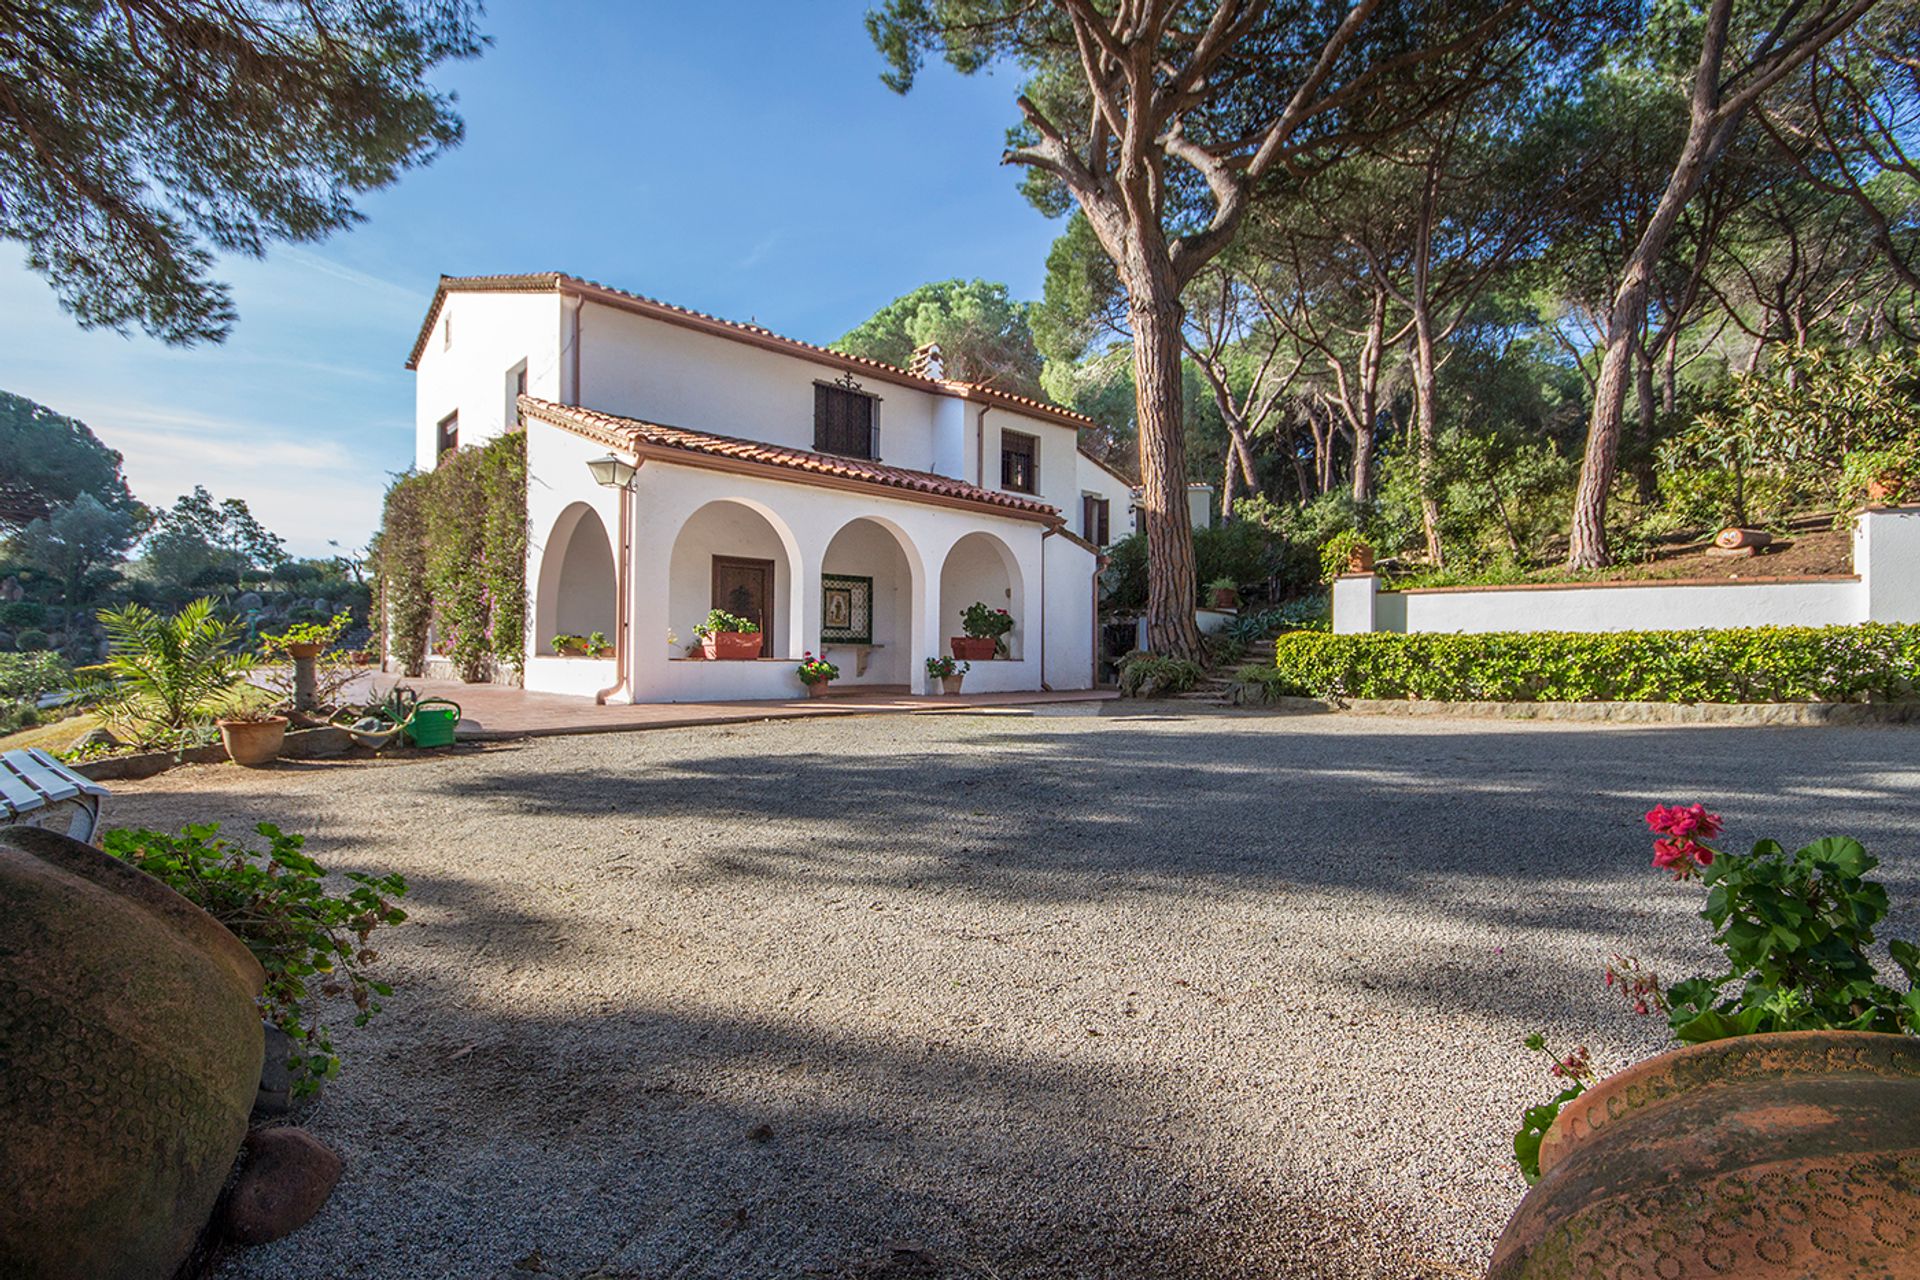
442,311,452,351
436,412,458,457
1001,430,1037,494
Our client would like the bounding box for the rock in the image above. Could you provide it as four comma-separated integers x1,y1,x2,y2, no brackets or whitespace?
221,1127,342,1246
235,592,264,614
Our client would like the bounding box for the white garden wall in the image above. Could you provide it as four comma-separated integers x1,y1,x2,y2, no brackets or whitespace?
1333,508,1920,635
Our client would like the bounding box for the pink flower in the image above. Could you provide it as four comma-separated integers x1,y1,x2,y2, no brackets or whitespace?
1645,803,1722,839
1651,836,1713,879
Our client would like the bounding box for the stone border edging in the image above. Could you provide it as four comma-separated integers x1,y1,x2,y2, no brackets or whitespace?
1243,694,1920,726
74,727,359,782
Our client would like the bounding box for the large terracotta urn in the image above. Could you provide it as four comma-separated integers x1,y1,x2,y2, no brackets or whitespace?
1489,1030,1920,1280
0,825,266,1280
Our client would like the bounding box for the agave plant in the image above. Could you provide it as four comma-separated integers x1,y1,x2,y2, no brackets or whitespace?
91,599,257,749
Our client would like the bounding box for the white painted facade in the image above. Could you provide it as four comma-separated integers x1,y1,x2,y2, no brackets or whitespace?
1332,508,1920,635
410,275,1111,701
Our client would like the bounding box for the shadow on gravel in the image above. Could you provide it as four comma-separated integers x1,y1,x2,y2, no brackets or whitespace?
416,719,1920,919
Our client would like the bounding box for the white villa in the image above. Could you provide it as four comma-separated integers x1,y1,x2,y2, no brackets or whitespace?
406,273,1136,703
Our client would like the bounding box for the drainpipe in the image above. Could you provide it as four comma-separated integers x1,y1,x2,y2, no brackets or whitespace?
975,406,990,487
594,458,642,705
1038,527,1052,691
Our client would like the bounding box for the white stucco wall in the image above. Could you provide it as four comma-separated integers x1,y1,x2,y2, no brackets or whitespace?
1329,509,1920,635
520,417,1088,702
524,414,625,689
413,291,565,470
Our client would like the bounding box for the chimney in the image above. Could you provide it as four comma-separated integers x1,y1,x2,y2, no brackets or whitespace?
909,342,946,381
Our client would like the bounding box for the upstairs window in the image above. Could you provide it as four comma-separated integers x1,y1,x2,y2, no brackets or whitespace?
506,360,529,430
436,411,459,457
814,383,876,459
442,311,453,351
1001,430,1037,494
1082,495,1110,545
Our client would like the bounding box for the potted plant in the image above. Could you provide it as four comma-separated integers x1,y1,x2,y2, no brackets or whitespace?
262,610,351,662
695,610,763,660
1842,440,1919,509
1494,802,1920,1278
583,630,611,658
926,654,970,694
796,652,839,697
1205,577,1240,610
953,602,1012,660
551,633,586,657
215,706,289,767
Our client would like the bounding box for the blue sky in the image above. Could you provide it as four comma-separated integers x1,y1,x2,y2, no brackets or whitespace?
0,2,1060,556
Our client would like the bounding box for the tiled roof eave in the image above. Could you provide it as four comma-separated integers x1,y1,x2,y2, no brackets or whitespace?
406,273,1098,433
519,397,1063,527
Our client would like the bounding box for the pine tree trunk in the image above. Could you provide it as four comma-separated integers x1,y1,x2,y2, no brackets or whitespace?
1410,306,1444,565
1131,289,1202,660
1568,7,1747,568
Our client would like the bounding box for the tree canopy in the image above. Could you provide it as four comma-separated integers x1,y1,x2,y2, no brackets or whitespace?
0,0,485,343
0,390,139,530
835,279,1046,395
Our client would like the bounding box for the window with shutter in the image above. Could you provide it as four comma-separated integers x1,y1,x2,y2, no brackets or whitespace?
814,384,876,458
1082,495,1110,545
1001,430,1037,494
436,412,459,457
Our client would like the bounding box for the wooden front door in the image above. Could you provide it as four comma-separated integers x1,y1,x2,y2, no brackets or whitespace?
711,556,775,638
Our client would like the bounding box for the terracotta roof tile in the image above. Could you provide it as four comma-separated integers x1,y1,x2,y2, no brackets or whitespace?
408,273,1098,431
518,397,1062,525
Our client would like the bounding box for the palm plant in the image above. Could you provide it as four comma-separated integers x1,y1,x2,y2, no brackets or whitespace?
91,599,257,749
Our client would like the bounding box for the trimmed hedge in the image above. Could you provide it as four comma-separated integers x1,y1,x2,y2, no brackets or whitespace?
1268,624,1920,704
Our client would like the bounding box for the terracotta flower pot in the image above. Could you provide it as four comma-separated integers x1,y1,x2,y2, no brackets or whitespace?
283,641,325,661
553,639,585,657
702,631,764,661
1347,543,1375,574
1490,1030,1920,1280
1866,474,1906,507
940,674,965,695
951,637,997,661
0,825,265,1280
1208,587,1240,610
217,715,287,767
805,680,830,698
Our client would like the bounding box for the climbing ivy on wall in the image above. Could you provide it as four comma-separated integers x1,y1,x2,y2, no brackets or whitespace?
372,432,527,680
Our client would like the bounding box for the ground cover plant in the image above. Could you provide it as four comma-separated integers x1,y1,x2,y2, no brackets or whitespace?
101,822,409,1096
1512,802,1920,1182
1256,624,1920,704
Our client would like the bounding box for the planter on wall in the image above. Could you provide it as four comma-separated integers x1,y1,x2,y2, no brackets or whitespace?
950,637,997,661
1489,1030,1920,1279
702,631,764,661
216,716,287,767
0,825,265,1280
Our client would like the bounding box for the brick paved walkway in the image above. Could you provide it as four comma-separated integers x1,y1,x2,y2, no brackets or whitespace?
342,671,1115,740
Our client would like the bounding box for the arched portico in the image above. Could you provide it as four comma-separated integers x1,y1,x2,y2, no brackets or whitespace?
535,502,617,653
667,498,804,659
818,516,925,687
938,530,1024,660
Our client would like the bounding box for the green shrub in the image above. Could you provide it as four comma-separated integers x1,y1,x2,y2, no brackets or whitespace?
1270,624,1920,704
1117,652,1204,697
14,628,49,651
0,649,72,702
0,601,48,629
101,822,408,1095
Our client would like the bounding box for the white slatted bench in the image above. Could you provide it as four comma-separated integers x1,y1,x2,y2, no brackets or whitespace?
1,748,110,843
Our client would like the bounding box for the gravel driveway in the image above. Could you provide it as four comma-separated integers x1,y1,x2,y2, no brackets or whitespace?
110,707,1920,1280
